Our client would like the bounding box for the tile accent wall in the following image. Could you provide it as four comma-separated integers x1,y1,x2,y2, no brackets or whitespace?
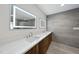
47,8,79,48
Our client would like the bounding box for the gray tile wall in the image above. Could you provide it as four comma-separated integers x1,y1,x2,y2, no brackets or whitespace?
47,8,79,48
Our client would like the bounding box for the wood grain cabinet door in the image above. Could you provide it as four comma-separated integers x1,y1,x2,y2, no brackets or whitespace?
25,45,39,54
38,33,52,54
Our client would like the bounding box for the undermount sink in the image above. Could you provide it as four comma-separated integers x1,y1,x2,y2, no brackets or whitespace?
25,33,45,42
25,36,40,42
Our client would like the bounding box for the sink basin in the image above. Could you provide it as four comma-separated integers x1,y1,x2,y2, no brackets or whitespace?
25,36,40,42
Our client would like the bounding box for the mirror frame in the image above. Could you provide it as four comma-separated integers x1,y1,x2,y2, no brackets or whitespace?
10,5,37,29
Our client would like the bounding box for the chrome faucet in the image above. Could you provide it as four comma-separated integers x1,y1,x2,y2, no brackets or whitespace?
29,32,33,37
25,32,33,39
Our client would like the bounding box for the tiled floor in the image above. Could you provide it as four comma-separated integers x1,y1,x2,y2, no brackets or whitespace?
47,42,79,54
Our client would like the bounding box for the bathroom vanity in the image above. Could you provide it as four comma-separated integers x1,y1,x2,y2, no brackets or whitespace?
25,32,52,54
0,32,52,54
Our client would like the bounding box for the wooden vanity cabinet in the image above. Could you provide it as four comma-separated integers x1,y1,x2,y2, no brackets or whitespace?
38,33,52,54
25,45,39,54
25,33,52,54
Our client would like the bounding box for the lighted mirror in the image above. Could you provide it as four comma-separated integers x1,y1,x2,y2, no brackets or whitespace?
10,5,36,29
40,19,46,28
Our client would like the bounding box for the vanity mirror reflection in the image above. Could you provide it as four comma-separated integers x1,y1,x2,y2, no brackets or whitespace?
10,5,36,29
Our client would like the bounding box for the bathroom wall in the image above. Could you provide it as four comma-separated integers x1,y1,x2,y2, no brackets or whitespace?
47,8,79,48
0,4,46,45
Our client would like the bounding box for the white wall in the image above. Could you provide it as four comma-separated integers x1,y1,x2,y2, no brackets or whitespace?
0,4,46,45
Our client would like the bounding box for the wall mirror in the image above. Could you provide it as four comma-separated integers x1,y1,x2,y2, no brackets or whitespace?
40,19,46,28
10,5,36,29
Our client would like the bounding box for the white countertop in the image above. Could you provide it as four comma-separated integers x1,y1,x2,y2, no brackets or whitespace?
0,31,52,54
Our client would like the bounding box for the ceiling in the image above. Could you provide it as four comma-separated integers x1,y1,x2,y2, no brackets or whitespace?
37,4,79,15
